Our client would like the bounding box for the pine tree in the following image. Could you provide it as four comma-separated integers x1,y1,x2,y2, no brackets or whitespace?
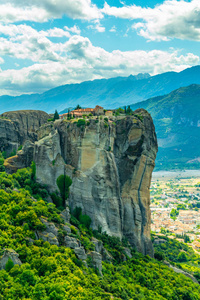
53,110,59,120
56,174,72,206
75,104,81,110
126,105,132,115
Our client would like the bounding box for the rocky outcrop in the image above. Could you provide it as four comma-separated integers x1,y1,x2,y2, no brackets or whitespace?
4,140,34,173
87,251,103,275
0,110,50,155
64,236,80,249
74,247,87,261
0,249,22,269
35,218,59,246
4,109,157,256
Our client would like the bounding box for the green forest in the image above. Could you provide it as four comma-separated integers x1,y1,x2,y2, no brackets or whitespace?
0,156,200,299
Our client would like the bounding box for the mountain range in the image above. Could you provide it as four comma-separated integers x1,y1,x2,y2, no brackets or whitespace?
131,84,200,170
1,65,200,114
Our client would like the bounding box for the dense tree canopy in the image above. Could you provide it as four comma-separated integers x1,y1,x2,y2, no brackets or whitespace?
0,161,200,299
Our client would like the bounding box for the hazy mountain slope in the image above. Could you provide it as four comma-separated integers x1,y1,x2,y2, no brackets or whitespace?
1,65,200,113
131,84,200,170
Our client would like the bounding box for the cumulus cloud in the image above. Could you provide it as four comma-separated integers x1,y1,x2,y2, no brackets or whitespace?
102,0,200,41
0,24,82,63
0,0,102,23
0,33,198,96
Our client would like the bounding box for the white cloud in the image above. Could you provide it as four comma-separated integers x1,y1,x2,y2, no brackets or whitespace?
87,19,105,32
0,33,198,96
0,0,102,23
0,25,61,62
102,0,200,41
109,26,116,33
64,25,81,35
42,28,71,38
0,24,82,63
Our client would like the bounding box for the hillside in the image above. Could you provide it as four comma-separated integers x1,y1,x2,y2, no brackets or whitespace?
1,66,200,113
0,161,200,299
131,84,200,170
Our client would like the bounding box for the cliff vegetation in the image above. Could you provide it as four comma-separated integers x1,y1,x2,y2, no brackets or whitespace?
0,161,200,299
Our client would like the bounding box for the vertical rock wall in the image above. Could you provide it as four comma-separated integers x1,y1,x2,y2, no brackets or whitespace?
4,109,157,256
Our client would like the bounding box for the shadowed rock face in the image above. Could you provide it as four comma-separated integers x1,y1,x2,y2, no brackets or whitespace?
0,110,50,155
5,109,157,256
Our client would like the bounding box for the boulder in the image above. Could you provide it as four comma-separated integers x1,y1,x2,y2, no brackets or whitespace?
60,207,71,223
62,225,71,234
87,251,102,275
0,249,22,269
91,237,103,253
74,247,87,261
64,236,80,249
102,248,113,262
37,232,59,246
40,218,58,237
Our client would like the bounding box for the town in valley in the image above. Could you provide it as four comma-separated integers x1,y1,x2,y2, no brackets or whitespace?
151,172,200,252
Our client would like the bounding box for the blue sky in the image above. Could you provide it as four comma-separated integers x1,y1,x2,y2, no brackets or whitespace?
0,0,199,96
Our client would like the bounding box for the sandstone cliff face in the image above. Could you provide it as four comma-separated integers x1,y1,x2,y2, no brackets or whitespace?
0,110,50,155
5,109,157,256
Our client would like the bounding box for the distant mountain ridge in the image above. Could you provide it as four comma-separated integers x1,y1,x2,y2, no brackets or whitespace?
131,84,200,170
1,65,200,114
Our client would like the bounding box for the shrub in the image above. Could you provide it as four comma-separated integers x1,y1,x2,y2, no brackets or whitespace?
5,258,14,272
79,214,92,229
2,151,7,159
10,149,16,157
17,145,23,151
71,207,92,230
177,252,188,262
0,165,5,172
51,193,63,208
154,251,165,261
77,119,86,127
134,114,144,122
72,207,82,220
